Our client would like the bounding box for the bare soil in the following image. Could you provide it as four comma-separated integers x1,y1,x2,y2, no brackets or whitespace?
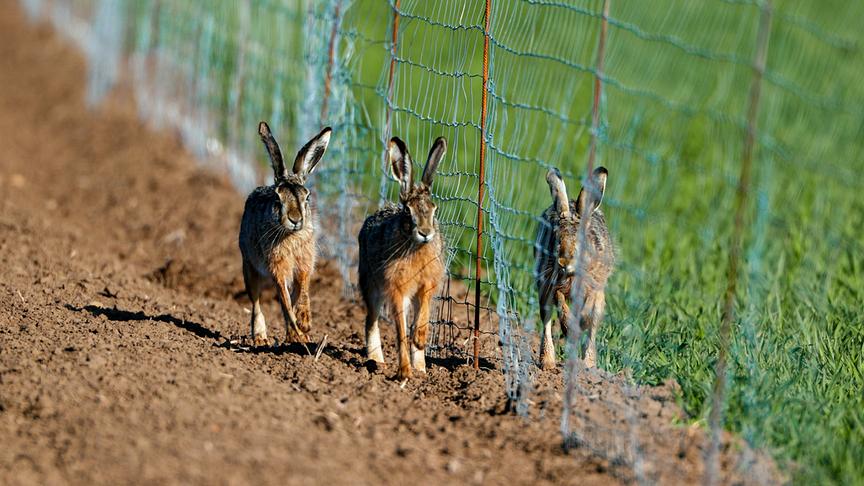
0,3,780,485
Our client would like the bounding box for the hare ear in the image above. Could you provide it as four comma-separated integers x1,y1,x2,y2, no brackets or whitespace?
388,137,413,198
293,127,332,177
546,167,571,218
576,166,608,215
421,137,447,188
258,121,287,180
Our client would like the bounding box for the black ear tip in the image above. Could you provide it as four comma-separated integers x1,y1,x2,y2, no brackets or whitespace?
389,136,408,153
258,121,271,137
546,166,563,180
321,126,333,135
434,136,447,149
594,166,608,176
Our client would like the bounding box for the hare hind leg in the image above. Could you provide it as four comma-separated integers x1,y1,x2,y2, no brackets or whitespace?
362,288,385,365
243,260,269,346
538,286,556,370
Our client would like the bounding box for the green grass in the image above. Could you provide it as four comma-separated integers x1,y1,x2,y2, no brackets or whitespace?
68,0,864,482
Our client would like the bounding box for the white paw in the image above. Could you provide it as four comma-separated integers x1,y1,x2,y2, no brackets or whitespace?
540,353,557,370
367,344,384,364
539,336,556,370
252,334,270,347
411,345,426,373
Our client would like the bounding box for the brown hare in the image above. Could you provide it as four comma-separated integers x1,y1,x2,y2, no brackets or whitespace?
535,166,614,370
358,136,447,380
238,122,331,346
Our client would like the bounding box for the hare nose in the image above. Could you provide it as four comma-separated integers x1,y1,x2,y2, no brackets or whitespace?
417,230,428,238
287,214,301,225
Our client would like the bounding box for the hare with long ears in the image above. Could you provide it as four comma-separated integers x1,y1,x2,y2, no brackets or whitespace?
535,166,614,369
239,122,331,346
358,136,447,380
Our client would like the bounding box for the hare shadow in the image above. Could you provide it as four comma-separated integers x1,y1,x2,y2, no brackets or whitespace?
330,346,498,376
219,339,325,358
67,304,223,340
427,355,497,372
317,345,385,373
66,305,497,370
68,304,324,359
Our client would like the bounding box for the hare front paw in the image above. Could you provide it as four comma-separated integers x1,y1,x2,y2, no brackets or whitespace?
285,326,308,344
539,342,557,370
296,305,312,334
252,335,271,348
396,364,413,381
411,345,427,375
583,350,597,369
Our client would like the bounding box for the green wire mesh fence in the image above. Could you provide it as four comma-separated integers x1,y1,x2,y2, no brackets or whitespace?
21,0,864,482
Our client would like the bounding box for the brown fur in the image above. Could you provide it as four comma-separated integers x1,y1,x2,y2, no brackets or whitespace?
535,167,614,369
238,122,331,344
358,137,447,380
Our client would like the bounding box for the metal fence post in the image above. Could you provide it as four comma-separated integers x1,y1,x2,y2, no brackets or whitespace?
320,0,341,124
379,0,401,203
383,0,400,146
705,1,773,484
473,0,492,370
587,0,610,174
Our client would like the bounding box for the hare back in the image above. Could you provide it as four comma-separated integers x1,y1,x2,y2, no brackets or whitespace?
358,203,445,298
239,186,316,279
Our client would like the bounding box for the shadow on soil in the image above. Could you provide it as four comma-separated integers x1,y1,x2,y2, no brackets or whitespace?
67,304,223,340
64,304,499,379
66,304,335,359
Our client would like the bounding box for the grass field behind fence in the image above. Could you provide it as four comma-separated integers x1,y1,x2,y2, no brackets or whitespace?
28,0,864,482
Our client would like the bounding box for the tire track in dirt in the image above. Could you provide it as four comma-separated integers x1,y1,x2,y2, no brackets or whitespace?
0,3,780,485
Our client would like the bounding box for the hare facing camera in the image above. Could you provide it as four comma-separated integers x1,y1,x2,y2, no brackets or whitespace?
535,167,614,370
358,136,447,380
239,122,331,346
